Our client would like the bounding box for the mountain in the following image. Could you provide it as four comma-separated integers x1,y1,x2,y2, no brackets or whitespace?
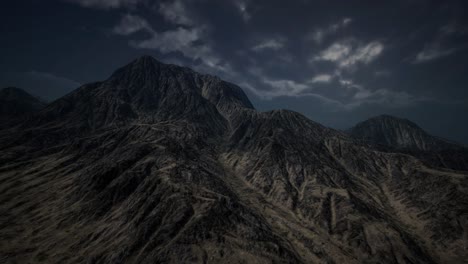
348,115,468,171
1,56,467,264
347,115,459,151
0,87,45,124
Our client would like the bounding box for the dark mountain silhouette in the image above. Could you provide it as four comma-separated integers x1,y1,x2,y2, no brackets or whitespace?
347,115,459,151
348,115,468,171
0,87,45,125
0,56,467,264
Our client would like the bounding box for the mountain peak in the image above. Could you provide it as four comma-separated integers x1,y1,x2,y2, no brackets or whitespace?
32,56,253,133
1,87,35,99
107,56,254,113
0,86,43,103
366,114,424,131
109,55,199,85
133,55,163,66
348,114,454,151
110,55,164,79
0,87,45,123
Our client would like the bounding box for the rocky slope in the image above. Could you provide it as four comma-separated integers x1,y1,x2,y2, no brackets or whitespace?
0,56,467,264
0,87,45,126
348,115,468,171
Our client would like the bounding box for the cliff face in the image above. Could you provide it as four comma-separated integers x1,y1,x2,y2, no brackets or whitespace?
0,57,467,264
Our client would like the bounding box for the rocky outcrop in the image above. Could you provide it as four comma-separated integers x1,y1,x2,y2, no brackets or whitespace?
0,57,467,263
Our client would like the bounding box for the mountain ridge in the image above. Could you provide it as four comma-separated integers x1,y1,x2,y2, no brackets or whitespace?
0,56,467,264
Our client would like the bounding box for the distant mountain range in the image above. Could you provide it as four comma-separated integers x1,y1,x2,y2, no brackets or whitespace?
0,56,467,264
0,87,45,125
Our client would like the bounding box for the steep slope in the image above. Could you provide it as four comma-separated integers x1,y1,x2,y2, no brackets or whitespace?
0,57,467,264
0,87,45,125
348,115,468,171
223,110,468,263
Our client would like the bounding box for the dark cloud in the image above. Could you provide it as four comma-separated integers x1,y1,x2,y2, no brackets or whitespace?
307,17,352,44
232,0,252,22
64,0,143,9
158,0,194,26
313,40,384,68
251,38,285,52
112,14,151,35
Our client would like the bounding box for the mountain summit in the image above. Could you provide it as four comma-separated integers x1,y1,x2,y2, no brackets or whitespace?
0,87,44,124
110,56,254,113
34,57,252,131
347,115,468,171
348,114,457,151
1,57,467,264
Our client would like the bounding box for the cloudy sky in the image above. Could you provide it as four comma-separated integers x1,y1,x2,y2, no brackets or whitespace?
1,0,468,143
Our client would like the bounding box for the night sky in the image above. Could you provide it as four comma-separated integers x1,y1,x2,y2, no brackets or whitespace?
1,0,468,144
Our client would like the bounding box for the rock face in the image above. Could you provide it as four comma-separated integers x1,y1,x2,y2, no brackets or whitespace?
348,115,468,171
0,87,45,125
1,56,467,264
